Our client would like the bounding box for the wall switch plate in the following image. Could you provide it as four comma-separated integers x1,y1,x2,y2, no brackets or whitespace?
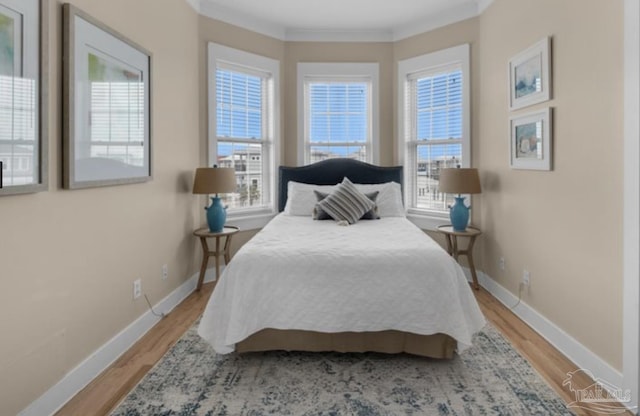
133,279,142,299
522,270,531,286
162,264,168,280
499,257,505,271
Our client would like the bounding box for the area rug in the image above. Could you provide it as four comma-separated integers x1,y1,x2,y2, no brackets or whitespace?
111,323,571,415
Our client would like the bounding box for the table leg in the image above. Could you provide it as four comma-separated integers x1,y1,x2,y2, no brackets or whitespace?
223,234,233,264
197,237,209,291
215,236,221,281
452,236,459,261
466,235,479,290
444,234,453,256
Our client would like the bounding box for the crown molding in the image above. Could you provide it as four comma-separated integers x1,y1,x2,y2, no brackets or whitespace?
392,2,479,41
198,0,286,40
192,0,496,43
286,29,393,42
477,0,495,14
185,0,200,13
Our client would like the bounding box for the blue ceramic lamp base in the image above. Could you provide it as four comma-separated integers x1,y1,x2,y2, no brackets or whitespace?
205,196,227,233
449,196,470,232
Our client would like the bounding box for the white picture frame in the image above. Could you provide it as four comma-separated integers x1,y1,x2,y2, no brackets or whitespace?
509,37,551,111
0,0,49,195
62,3,152,189
509,108,552,171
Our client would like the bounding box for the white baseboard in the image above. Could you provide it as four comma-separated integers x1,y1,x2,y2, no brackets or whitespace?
461,268,625,399
19,267,221,416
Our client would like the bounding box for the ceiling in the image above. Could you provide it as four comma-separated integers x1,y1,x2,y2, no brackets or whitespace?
189,0,493,41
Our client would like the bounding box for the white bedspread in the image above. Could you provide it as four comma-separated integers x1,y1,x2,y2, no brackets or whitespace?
198,214,486,354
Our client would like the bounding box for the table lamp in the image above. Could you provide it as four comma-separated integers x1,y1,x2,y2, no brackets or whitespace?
439,168,481,232
193,166,236,232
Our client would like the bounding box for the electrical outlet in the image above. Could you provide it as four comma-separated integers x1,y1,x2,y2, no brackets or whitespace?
522,270,531,286
162,264,168,280
499,257,505,271
133,279,142,299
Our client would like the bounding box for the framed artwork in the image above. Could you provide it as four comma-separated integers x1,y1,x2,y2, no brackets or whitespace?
63,3,152,189
509,37,551,111
0,0,49,196
509,108,552,171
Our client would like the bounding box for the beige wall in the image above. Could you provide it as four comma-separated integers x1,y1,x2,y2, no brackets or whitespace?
0,0,201,414
477,0,623,369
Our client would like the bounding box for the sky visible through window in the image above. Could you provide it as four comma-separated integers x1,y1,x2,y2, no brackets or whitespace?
309,83,367,143
416,70,463,161
214,69,462,161
216,68,266,209
216,69,262,142
411,68,464,212
304,82,367,161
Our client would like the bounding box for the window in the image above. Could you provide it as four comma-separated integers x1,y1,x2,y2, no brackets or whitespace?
398,45,470,224
208,43,280,216
298,63,379,165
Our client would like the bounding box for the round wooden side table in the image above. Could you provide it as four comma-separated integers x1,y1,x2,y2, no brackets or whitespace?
193,226,239,291
437,225,482,290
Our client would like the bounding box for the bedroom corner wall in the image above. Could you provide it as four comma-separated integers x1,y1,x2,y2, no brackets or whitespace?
0,0,201,414
477,0,624,370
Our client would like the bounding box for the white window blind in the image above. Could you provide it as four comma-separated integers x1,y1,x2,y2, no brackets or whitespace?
399,44,470,221
216,65,264,140
215,66,270,210
208,43,279,216
406,66,463,212
297,63,379,165
304,80,370,163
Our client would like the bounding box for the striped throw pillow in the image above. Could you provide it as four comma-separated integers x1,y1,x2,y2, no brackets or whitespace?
313,190,380,220
316,178,376,224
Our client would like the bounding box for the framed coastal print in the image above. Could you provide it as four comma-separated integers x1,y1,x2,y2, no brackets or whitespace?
0,0,49,195
509,37,551,111
63,3,151,189
509,108,552,171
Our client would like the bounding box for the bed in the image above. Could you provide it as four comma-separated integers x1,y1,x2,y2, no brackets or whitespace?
197,159,485,359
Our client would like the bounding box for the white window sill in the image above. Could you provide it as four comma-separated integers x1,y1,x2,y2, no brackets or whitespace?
226,210,276,231
406,212,450,231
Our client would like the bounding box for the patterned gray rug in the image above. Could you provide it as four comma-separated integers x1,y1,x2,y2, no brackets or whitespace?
112,323,571,415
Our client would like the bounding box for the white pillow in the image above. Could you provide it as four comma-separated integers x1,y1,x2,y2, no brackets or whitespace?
283,180,405,217
283,181,337,216
355,182,405,217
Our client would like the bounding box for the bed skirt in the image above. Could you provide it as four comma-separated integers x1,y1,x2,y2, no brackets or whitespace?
235,329,457,359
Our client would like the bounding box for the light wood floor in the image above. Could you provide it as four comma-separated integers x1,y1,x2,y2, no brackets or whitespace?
56,284,631,416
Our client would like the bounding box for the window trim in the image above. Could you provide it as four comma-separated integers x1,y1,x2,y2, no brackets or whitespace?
207,42,280,221
297,62,379,166
397,44,470,227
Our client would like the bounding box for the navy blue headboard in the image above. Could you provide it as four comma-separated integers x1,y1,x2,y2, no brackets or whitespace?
278,159,403,212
